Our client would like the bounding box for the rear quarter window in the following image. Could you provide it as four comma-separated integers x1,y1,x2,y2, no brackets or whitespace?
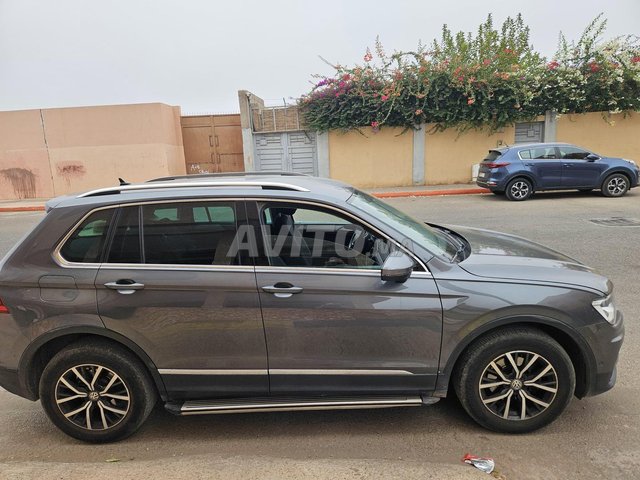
59,209,114,263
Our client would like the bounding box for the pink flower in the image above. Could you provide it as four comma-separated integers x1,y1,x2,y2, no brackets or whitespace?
632,56,640,64
467,98,475,105
482,59,491,66
364,49,373,62
381,95,389,101
371,121,379,130
415,109,423,115
548,60,560,70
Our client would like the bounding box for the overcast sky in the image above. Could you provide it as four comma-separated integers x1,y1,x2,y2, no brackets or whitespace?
1,0,638,114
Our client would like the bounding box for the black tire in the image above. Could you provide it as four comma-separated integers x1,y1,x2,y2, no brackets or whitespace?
601,173,630,197
505,177,533,201
453,327,575,434
491,190,505,195
39,339,157,443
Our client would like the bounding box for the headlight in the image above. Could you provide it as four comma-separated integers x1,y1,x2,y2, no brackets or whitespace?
592,294,617,324
623,159,637,168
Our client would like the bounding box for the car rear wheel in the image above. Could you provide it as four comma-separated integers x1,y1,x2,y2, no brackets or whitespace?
453,327,575,433
39,339,156,443
505,178,533,201
601,173,630,197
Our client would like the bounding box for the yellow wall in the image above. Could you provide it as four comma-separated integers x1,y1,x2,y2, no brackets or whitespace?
0,103,185,200
424,125,516,185
328,128,413,188
556,111,640,160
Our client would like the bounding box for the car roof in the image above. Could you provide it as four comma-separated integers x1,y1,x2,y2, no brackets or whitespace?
491,142,574,152
45,172,356,211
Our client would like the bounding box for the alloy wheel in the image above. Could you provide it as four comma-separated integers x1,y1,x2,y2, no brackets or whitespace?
510,181,530,199
55,364,131,430
478,350,558,420
606,177,627,196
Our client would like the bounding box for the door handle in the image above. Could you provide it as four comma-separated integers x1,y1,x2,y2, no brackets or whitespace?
524,163,534,167
261,283,303,298
104,280,145,295
563,163,571,167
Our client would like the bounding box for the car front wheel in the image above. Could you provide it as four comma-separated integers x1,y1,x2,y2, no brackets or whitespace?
453,327,575,433
505,178,533,201
39,339,157,443
602,173,630,197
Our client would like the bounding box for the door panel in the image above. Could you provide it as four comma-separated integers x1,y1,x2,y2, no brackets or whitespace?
251,200,442,395
558,147,606,187
256,270,442,394
95,201,268,399
519,146,562,188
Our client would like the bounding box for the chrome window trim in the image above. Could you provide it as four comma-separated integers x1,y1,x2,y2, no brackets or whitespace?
53,197,431,276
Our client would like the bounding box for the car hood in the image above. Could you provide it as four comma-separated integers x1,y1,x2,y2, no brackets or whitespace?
442,225,611,294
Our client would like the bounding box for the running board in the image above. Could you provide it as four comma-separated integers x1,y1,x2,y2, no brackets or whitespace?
166,395,438,416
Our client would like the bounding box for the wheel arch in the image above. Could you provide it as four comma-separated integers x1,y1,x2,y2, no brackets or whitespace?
505,173,537,191
438,316,596,399
18,326,168,402
600,168,633,187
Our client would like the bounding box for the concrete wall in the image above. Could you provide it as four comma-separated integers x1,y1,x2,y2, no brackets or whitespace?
0,109,55,199
324,112,640,188
423,125,515,185
556,111,640,160
0,103,185,200
328,128,413,188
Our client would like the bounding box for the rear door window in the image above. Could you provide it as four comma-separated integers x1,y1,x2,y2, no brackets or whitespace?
141,202,240,265
519,146,558,160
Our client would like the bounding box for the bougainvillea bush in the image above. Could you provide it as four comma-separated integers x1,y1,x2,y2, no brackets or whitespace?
299,15,640,133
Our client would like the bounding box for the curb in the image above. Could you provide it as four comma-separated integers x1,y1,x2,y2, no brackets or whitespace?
0,206,46,213
372,187,490,198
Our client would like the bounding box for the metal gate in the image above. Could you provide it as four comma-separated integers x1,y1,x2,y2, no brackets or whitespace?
515,121,545,144
254,131,317,175
181,114,244,174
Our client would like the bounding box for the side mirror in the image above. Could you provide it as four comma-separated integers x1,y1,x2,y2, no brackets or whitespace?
586,153,599,162
381,251,415,283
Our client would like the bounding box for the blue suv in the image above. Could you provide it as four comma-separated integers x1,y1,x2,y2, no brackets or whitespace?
476,143,639,201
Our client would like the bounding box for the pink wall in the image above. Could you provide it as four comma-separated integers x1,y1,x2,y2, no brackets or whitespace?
0,103,185,200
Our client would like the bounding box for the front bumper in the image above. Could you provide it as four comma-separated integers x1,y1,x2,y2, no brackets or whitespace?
578,309,624,398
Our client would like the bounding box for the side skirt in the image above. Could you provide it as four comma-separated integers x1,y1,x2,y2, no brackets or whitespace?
165,395,440,415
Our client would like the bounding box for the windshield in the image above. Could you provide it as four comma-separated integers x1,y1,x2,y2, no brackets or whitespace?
347,190,458,260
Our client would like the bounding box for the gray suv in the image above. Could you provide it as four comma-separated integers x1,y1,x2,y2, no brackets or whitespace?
0,173,623,442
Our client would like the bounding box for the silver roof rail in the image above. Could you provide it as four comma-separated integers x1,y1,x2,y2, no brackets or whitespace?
77,181,310,198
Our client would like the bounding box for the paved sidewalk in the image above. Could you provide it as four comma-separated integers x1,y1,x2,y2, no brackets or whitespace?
0,184,489,213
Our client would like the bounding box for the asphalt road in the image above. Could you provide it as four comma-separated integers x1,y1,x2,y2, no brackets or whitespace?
1,189,639,480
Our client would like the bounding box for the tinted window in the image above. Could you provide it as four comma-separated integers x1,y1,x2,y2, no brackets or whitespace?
520,146,557,160
142,202,239,265
558,146,591,160
60,209,113,263
107,206,141,263
260,203,392,269
484,150,503,161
